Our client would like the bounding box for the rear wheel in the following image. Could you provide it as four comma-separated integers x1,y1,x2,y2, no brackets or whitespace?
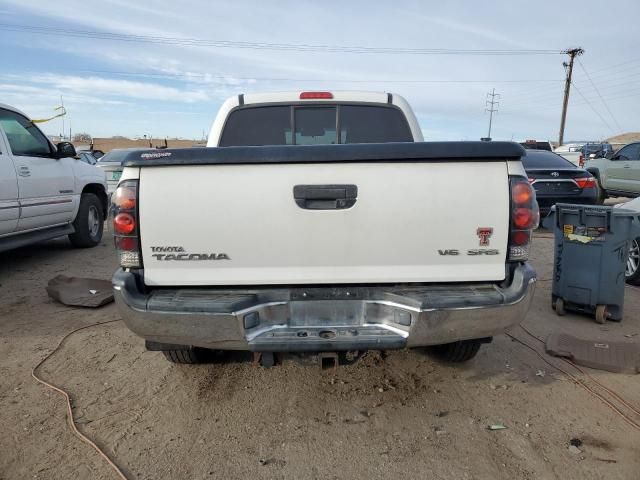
162,348,210,364
554,297,566,316
595,305,608,324
68,193,104,247
428,339,484,363
594,176,606,204
626,238,640,285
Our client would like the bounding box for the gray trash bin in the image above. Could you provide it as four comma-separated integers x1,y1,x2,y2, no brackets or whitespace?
547,203,637,323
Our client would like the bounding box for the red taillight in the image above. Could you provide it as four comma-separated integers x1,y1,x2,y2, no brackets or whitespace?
574,177,596,189
112,179,141,267
299,91,333,99
115,236,137,251
113,186,136,210
509,177,538,262
579,154,585,167
513,208,535,229
113,213,135,234
511,230,530,246
512,182,534,204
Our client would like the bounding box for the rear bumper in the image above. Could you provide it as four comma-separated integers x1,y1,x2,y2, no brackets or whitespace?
113,263,536,352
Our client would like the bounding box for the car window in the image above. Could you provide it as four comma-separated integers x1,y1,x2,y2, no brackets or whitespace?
0,109,52,157
520,142,552,151
219,106,292,146
294,107,336,145
98,150,132,164
80,152,97,165
522,151,576,169
219,104,413,146
616,143,640,161
340,105,413,143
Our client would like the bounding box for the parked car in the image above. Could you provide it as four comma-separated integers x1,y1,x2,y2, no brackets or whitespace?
584,141,640,200
77,151,98,165
555,150,584,167
0,103,108,252
524,150,599,215
581,142,614,159
520,140,553,151
614,196,640,285
96,148,138,195
111,91,537,367
76,146,105,160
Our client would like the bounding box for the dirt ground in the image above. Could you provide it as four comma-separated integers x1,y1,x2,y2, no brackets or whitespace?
1,228,640,480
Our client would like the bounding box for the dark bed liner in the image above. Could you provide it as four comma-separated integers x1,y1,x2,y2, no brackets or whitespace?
122,141,526,167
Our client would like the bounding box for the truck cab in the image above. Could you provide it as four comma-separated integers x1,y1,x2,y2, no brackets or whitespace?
0,103,108,252
585,142,640,199
207,91,423,146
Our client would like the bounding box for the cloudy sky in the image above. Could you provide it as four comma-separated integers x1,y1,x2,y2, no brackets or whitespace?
1,0,639,141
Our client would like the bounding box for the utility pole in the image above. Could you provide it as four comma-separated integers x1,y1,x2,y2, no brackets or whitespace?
558,47,584,146
60,95,65,140
485,88,500,140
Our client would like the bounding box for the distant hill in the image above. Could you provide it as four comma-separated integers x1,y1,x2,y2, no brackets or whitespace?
607,132,640,144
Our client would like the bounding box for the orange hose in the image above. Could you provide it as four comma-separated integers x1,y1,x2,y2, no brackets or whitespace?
31,319,128,480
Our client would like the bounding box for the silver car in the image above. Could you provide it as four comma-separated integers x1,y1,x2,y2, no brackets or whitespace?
96,149,139,196
616,197,640,284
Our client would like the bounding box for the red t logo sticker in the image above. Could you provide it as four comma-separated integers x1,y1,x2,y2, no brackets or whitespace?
477,227,493,246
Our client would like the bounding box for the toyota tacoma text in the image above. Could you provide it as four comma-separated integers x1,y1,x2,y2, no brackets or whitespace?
111,91,538,366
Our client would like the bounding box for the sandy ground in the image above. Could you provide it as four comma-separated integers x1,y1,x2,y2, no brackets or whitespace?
1,229,640,480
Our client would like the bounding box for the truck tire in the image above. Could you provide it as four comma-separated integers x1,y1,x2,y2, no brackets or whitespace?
68,193,104,248
428,339,483,362
162,348,208,364
626,238,640,286
589,171,606,204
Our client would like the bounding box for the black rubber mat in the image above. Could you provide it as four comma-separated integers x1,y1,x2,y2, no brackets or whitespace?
46,275,114,308
546,333,640,374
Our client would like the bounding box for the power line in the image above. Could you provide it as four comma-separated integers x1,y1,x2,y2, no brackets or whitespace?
70,68,562,84
507,77,640,109
577,58,623,133
570,81,614,134
501,61,640,105
0,23,565,55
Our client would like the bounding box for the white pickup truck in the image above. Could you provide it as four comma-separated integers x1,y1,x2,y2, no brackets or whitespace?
0,103,108,252
111,91,537,366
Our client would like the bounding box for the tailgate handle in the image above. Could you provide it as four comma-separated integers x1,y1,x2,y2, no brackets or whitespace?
293,184,357,210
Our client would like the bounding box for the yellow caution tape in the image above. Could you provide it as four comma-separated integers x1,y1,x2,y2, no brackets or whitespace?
32,106,66,123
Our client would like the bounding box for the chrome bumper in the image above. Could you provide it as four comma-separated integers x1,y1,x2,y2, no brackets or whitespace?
113,263,536,352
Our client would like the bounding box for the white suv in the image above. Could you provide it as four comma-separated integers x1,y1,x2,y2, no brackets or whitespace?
0,103,108,252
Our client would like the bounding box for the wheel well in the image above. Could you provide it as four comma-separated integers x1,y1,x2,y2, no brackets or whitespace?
587,168,600,180
82,184,108,220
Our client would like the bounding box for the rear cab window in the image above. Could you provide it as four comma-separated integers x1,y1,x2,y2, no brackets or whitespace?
219,104,413,147
519,141,552,152
522,151,576,169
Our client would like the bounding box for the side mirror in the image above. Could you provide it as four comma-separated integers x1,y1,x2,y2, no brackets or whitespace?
55,141,76,159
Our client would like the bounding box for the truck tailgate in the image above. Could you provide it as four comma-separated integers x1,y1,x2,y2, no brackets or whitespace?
139,161,510,286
